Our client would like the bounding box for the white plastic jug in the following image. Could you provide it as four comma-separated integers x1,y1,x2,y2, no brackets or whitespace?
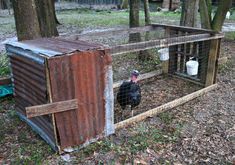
186,60,199,76
158,48,169,61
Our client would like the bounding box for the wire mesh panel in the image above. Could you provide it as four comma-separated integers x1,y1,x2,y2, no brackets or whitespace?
76,24,223,123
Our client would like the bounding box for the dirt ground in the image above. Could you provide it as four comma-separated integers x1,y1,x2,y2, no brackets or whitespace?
0,5,234,164
70,40,235,164
114,76,202,123
64,40,234,164
0,39,234,164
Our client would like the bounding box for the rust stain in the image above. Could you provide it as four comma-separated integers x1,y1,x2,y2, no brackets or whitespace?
10,55,56,144
48,50,109,149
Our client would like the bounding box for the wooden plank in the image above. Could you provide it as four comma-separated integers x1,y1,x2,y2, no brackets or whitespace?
162,27,170,74
110,33,223,56
77,25,157,38
113,70,162,89
70,24,222,40
205,39,220,86
115,84,218,129
168,29,178,74
45,59,60,152
0,76,12,86
213,39,222,84
26,99,78,118
151,23,220,34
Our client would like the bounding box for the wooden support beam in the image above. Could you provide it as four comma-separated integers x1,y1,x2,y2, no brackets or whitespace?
151,23,220,34
26,99,78,118
113,70,162,89
115,84,218,129
110,33,223,56
205,39,220,86
76,25,157,38
162,27,170,74
0,76,12,86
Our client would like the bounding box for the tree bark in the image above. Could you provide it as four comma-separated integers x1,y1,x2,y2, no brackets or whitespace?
129,0,139,28
12,0,59,41
212,0,232,31
162,0,170,11
180,0,199,27
142,0,154,60
144,0,151,25
121,0,128,9
35,0,59,37
199,0,212,29
199,0,232,31
129,0,140,43
51,0,60,24
12,0,41,41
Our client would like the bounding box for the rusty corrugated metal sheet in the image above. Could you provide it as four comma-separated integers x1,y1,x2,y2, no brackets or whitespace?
9,53,56,148
48,50,111,149
7,38,103,57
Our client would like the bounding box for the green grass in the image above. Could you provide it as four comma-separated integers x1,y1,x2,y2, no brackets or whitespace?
218,58,234,74
224,31,235,40
0,97,53,164
57,8,181,30
0,52,10,77
73,120,182,163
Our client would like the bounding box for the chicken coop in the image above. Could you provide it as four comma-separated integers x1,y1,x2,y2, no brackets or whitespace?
6,23,223,152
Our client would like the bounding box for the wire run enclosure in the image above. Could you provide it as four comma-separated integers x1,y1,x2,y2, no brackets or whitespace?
6,23,223,152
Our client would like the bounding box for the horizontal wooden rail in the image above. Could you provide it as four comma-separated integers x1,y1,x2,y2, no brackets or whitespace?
110,33,224,56
113,70,162,89
26,99,78,118
151,23,219,34
77,25,156,38
115,84,218,129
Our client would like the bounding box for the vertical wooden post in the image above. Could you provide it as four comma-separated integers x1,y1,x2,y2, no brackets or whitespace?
198,40,210,84
45,59,60,152
162,27,170,74
205,39,220,86
168,29,178,74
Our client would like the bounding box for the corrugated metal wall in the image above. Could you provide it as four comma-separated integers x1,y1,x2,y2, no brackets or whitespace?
7,49,56,149
48,50,112,149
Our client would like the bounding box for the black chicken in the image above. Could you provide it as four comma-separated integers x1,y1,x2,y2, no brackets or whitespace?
117,70,141,116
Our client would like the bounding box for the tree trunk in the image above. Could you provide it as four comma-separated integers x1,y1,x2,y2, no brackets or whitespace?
12,0,41,41
199,0,232,31
199,0,212,29
212,0,232,31
121,0,128,9
35,0,59,37
180,0,199,27
51,0,61,25
144,0,151,25
129,0,140,43
162,0,170,11
0,0,3,9
142,0,154,61
12,0,59,41
129,0,139,28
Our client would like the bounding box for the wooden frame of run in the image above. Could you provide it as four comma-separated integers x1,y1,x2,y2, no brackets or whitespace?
12,23,224,152
105,23,222,129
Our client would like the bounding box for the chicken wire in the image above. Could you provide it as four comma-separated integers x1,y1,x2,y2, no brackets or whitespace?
76,25,220,122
